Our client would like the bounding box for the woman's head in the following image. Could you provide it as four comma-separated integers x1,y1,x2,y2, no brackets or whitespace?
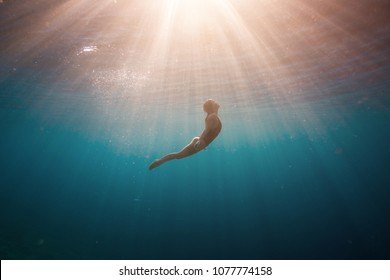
203,99,220,114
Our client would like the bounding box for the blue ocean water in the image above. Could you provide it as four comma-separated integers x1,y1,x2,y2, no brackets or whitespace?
1,0,390,259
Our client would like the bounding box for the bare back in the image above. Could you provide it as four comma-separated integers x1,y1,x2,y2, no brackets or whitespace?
200,113,222,147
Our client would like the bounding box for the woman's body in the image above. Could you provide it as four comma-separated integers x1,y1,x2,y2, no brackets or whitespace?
149,99,222,170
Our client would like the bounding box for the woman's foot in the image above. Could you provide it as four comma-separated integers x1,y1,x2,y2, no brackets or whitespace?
149,159,162,170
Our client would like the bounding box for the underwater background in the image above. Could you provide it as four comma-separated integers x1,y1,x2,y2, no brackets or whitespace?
1,0,389,259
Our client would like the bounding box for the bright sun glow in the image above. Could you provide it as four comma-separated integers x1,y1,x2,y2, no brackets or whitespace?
166,0,223,27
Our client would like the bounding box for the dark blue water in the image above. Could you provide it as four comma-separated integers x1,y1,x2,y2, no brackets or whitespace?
1,0,390,259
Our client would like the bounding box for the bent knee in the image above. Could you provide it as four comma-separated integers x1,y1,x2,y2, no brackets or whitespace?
191,137,200,144
194,139,206,151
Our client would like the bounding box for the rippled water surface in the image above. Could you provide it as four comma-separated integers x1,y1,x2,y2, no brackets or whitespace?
1,0,390,259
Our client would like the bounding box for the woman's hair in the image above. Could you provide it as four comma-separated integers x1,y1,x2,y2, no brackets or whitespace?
203,99,220,113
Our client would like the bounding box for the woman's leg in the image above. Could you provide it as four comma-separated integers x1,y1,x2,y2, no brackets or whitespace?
149,137,200,170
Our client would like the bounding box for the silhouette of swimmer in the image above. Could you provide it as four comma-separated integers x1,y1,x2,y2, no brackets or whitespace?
149,99,222,170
